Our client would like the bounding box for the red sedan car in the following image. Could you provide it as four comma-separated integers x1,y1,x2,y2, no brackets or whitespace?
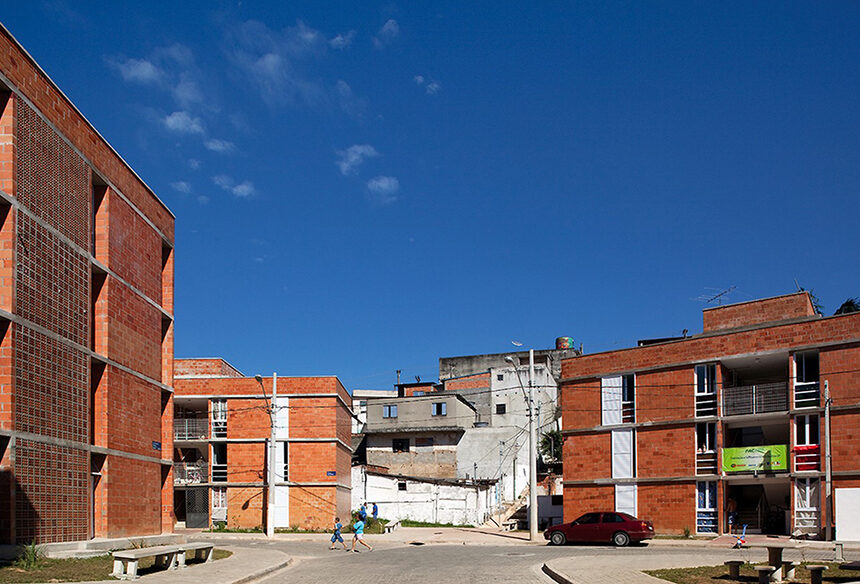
544,512,654,547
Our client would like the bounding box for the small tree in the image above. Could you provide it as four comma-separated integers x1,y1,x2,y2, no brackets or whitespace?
540,429,562,462
835,297,859,315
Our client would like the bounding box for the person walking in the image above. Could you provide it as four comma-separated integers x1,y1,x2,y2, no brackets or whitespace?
727,497,738,535
329,517,347,551
372,502,378,523
351,517,372,553
359,503,367,522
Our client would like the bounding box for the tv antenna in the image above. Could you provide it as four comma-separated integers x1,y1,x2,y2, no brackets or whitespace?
693,285,736,305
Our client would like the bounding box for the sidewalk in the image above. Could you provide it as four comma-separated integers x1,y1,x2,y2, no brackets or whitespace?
83,547,291,584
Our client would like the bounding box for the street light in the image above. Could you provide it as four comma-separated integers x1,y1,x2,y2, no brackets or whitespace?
504,350,538,541
255,372,278,537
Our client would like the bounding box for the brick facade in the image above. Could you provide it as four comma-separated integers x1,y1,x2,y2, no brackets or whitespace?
173,359,352,531
561,294,860,537
0,25,174,544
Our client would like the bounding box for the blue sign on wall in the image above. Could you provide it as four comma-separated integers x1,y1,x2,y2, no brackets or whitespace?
326,471,336,476
152,441,162,451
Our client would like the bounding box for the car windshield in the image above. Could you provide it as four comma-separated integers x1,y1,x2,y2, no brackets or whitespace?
574,513,601,524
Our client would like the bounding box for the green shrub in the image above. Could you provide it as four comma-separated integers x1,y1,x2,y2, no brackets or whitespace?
14,542,44,570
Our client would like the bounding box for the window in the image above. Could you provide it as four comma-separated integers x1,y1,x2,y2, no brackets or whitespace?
696,423,716,452
497,373,504,381
696,481,717,533
212,487,227,522
796,352,819,384
414,391,425,396
392,438,409,453
603,513,626,523
431,402,447,416
695,364,716,394
282,442,289,481
551,495,563,506
211,399,227,438
611,428,635,478
415,437,434,448
398,481,407,491
383,404,398,418
495,403,506,415
796,415,819,446
577,513,601,524
622,374,635,403
795,478,820,529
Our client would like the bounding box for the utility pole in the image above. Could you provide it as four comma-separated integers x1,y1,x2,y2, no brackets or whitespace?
267,373,278,537
528,349,537,541
824,380,832,541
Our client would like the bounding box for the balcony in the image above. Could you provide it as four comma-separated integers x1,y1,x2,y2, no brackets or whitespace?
212,463,228,482
794,382,820,409
794,444,821,472
174,418,208,441
174,462,208,485
696,451,718,475
722,382,788,416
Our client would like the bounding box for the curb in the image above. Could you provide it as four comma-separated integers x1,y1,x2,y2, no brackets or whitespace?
542,562,574,584
232,557,293,584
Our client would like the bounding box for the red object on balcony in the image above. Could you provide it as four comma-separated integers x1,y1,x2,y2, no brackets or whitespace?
793,444,821,471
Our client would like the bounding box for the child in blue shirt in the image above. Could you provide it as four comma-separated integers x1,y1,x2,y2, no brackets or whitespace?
350,518,373,552
329,517,347,550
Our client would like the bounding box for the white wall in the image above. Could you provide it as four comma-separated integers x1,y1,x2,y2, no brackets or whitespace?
351,466,492,526
835,488,860,541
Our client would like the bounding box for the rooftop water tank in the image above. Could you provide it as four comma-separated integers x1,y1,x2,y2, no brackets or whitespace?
556,336,575,350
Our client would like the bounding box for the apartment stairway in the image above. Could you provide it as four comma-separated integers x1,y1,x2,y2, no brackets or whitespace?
483,486,530,529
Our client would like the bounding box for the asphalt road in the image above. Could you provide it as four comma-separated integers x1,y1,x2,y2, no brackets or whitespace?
203,537,750,584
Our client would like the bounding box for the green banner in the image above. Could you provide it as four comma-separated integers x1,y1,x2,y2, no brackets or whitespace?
722,445,788,472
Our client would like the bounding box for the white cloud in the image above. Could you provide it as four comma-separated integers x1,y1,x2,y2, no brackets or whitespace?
425,81,441,95
113,58,163,84
213,175,256,198
373,19,400,49
172,74,203,107
335,80,366,117
170,181,192,193
188,158,201,170
414,75,424,85
366,175,400,204
229,20,328,107
336,144,379,175
164,111,204,134
204,138,236,153
197,195,210,205
329,31,356,49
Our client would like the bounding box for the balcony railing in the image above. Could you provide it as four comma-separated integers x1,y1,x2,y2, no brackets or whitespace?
794,382,820,408
794,444,821,472
174,418,209,441
212,463,228,482
621,400,635,424
722,382,788,416
696,451,718,475
174,462,208,485
696,393,718,417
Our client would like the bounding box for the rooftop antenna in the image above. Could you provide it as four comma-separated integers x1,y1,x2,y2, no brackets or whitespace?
694,285,736,305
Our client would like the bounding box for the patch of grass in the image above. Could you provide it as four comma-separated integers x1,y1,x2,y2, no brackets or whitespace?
13,543,44,570
204,524,263,533
274,526,328,534
0,549,232,583
645,561,856,584
399,519,473,528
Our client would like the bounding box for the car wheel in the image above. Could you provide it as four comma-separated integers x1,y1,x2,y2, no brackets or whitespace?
550,531,566,546
612,531,630,547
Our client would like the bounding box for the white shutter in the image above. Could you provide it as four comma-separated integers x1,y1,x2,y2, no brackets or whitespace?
275,396,289,440
615,483,637,516
602,376,623,425
612,428,634,478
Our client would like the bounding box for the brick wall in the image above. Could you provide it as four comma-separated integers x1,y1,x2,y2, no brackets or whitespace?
703,293,815,332
562,484,613,521
637,426,694,478
637,367,695,423
103,455,162,538
444,372,490,391
563,432,611,481
638,482,696,534
227,487,263,529
174,358,243,378
290,486,337,530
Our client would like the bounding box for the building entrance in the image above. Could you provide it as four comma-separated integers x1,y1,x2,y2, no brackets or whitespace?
727,482,790,535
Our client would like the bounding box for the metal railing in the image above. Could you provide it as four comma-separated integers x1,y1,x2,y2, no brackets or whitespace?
212,420,227,438
212,463,228,482
696,451,718,475
794,444,821,472
621,401,635,424
722,382,788,416
174,418,209,441
696,510,717,534
794,382,820,408
174,462,208,485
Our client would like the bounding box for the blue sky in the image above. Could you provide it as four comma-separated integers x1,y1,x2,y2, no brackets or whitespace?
2,2,858,390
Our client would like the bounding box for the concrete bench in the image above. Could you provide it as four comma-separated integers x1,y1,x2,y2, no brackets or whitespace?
806,565,828,584
383,520,401,534
724,560,744,579
781,560,799,580
501,520,518,532
754,565,779,584
177,542,214,568
112,545,181,580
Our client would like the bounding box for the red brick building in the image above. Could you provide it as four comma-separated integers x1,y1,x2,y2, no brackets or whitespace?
173,359,352,530
561,292,860,537
0,24,176,543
